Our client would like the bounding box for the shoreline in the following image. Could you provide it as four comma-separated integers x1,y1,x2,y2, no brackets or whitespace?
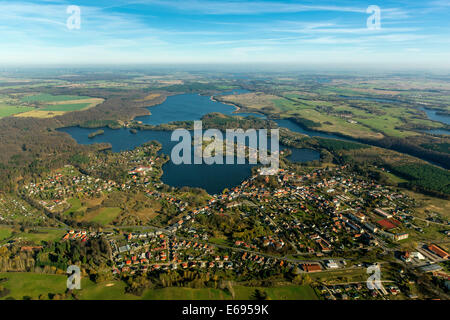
210,95,240,113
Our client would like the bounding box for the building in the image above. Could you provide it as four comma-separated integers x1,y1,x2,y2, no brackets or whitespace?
410,251,425,260
394,233,409,241
364,222,378,233
326,260,339,269
301,263,322,273
419,264,443,273
427,244,449,259
374,208,392,218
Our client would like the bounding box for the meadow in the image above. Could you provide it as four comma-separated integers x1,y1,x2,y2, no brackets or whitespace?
0,105,35,118
0,272,319,300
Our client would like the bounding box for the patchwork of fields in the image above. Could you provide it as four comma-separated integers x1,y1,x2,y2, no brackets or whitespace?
0,93,104,118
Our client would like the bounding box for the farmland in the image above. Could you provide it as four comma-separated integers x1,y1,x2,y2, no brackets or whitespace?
216,84,448,141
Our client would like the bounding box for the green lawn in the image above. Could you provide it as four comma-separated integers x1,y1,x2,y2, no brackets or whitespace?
90,207,122,225
0,272,319,300
0,273,136,300
0,272,67,300
0,227,12,241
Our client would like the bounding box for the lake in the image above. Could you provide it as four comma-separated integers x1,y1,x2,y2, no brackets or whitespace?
419,107,450,135
59,92,320,194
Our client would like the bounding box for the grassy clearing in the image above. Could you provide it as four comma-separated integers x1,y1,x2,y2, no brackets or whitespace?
14,229,66,244
89,207,122,225
0,272,318,300
0,272,67,300
403,190,450,219
63,198,84,216
0,227,12,241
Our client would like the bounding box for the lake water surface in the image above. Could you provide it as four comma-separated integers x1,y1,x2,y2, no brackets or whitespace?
59,92,321,194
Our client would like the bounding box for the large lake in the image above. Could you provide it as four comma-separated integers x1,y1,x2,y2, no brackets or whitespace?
59,92,322,194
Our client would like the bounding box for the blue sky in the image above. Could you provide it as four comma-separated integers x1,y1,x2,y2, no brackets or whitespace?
0,0,449,68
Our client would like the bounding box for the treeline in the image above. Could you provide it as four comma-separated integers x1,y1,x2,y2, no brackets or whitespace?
35,238,112,271
389,163,450,197
316,138,369,152
359,135,450,170
291,117,321,128
79,119,121,129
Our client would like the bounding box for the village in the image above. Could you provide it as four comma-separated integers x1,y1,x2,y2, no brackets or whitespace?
2,143,448,300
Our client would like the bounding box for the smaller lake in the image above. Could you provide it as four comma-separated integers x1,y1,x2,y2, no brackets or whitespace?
421,108,450,125
425,129,450,136
419,107,450,135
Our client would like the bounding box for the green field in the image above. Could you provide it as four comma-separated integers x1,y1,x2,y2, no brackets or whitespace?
21,93,91,103
63,198,83,216
0,105,35,118
0,227,12,241
90,207,122,225
0,272,318,300
15,229,66,244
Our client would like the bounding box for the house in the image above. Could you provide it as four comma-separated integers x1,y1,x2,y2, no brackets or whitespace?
419,264,443,273
410,252,425,260
301,263,322,273
427,244,449,259
326,260,339,269
374,208,392,218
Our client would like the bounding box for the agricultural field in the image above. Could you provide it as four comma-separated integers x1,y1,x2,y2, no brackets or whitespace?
13,229,67,244
0,94,35,118
0,105,35,118
13,93,104,118
218,85,448,140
